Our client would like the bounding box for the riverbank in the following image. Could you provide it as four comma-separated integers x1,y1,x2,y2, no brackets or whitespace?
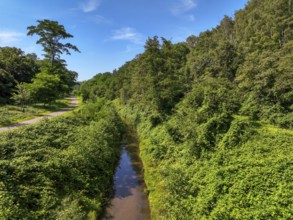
0,101,123,219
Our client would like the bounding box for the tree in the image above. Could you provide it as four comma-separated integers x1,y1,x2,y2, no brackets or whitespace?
37,60,77,96
27,19,80,66
218,15,234,40
11,83,30,112
186,35,198,47
0,47,39,83
25,71,62,104
0,69,14,104
0,47,39,103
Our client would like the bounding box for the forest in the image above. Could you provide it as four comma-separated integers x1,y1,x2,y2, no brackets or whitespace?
0,19,80,127
79,0,293,219
0,20,79,106
0,0,292,219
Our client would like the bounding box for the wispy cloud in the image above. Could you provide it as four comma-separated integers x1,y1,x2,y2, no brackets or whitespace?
91,15,112,24
0,31,24,45
111,27,143,44
171,0,197,15
80,0,101,13
188,15,195,21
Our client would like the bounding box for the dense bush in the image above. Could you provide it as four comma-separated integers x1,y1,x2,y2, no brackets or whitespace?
0,101,123,219
115,101,293,219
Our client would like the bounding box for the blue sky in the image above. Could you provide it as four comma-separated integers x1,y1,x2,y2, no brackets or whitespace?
0,0,248,81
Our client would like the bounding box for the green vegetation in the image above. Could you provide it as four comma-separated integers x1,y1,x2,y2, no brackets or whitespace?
27,19,80,67
0,98,70,126
0,19,79,126
0,19,127,220
136,112,292,219
0,0,292,219
0,19,79,105
78,0,293,219
0,99,123,219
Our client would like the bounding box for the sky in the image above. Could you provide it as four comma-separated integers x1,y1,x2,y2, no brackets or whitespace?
0,0,248,81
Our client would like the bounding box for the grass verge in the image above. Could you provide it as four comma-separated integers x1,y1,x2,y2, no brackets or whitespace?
0,98,71,126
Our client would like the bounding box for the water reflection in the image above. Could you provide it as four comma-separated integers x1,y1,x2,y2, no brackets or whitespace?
102,144,150,220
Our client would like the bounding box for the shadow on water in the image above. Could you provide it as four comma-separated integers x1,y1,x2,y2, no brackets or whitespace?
113,146,139,198
101,139,150,220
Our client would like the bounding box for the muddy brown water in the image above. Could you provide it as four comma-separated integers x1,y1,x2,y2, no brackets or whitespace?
101,143,150,220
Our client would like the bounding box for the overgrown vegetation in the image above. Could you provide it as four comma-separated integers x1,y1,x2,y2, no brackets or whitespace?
0,99,123,219
78,0,293,219
0,0,292,219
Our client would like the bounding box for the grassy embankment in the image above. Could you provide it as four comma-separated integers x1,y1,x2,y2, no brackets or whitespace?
115,100,293,219
0,98,71,127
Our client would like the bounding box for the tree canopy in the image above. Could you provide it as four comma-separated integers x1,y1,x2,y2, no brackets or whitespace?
0,20,80,105
27,19,80,66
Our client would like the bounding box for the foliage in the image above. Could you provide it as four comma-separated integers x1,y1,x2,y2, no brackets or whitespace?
77,0,293,219
0,27,79,105
24,19,81,105
0,69,14,104
1,0,292,219
0,98,70,127
27,19,80,66
81,37,190,116
0,47,39,84
11,82,30,112
24,71,62,104
0,101,123,218
80,72,116,102
0,47,39,103
0,20,80,105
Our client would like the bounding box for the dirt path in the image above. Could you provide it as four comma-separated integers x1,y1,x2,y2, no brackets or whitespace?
0,97,78,133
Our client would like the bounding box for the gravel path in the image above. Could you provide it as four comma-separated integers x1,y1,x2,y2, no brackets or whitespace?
0,97,78,133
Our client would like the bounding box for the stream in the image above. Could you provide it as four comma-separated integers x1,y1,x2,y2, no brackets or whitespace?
101,142,150,220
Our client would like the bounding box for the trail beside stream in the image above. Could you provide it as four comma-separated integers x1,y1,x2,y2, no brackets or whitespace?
0,97,78,132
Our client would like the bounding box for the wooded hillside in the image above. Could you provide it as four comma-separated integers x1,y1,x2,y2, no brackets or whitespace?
79,0,293,218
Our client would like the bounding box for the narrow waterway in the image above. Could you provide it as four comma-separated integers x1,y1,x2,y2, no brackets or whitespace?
102,142,150,220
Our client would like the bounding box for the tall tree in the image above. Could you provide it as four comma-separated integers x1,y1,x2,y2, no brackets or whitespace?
24,71,62,104
27,19,80,66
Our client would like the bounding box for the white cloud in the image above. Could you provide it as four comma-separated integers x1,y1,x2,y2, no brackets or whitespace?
111,27,143,44
92,15,111,24
171,0,197,15
0,31,24,45
80,0,101,13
